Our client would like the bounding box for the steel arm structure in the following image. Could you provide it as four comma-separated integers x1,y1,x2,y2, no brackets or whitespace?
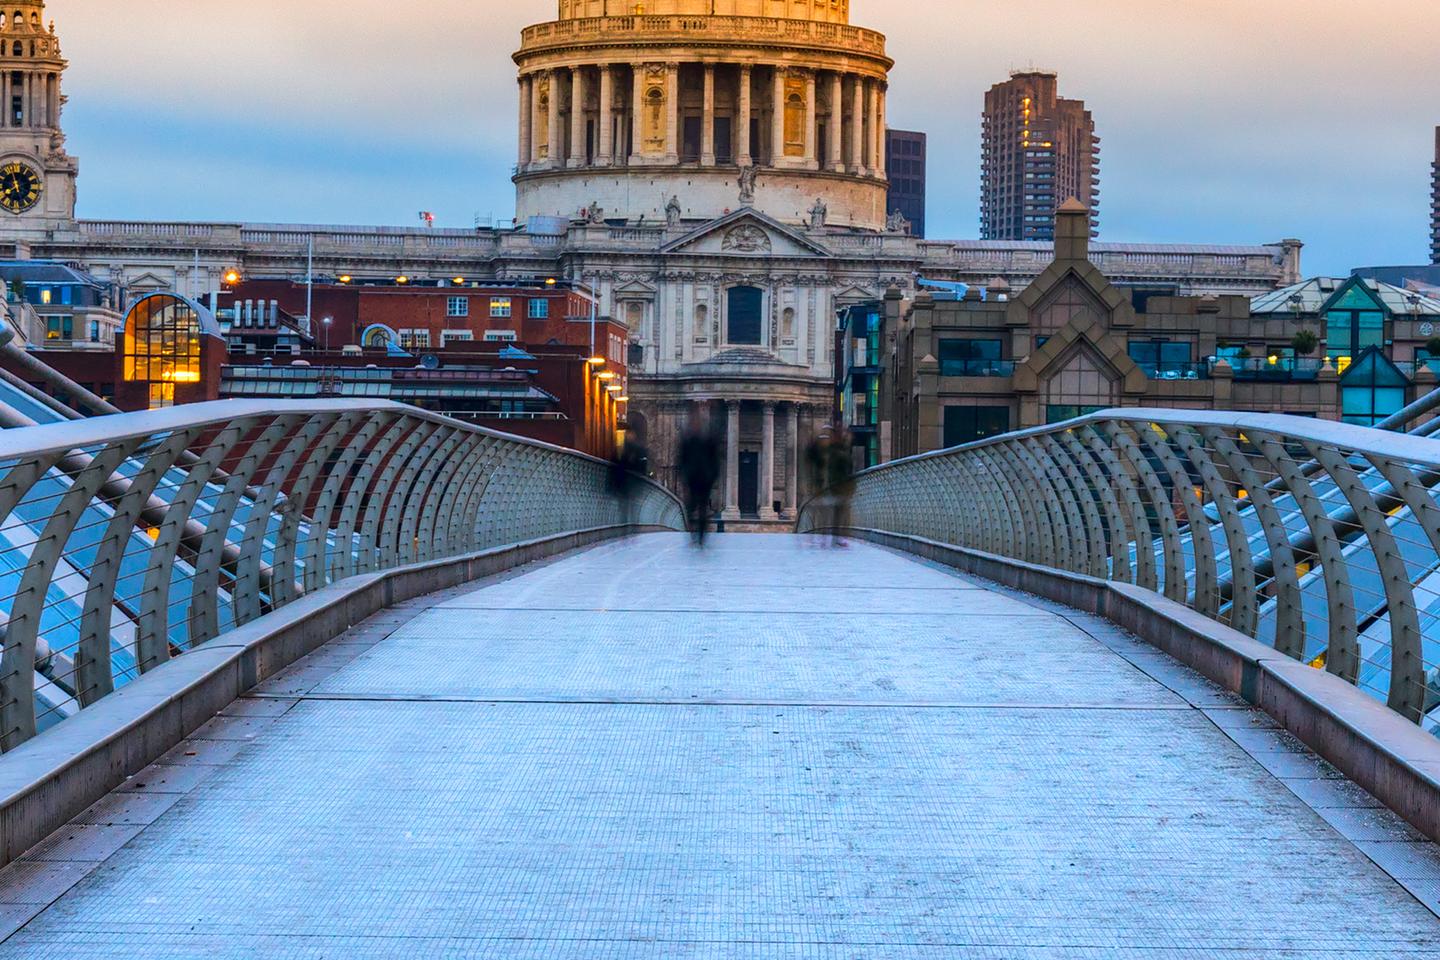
799,411,1440,729
0,400,684,751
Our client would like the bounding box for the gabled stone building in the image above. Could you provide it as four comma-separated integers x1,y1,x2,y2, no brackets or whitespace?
865,201,1440,461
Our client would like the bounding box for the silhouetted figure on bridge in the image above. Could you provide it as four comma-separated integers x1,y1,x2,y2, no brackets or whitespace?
607,437,648,526
806,428,856,547
677,422,721,546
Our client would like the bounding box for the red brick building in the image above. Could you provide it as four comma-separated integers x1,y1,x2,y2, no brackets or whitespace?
221,278,628,369
3,286,629,459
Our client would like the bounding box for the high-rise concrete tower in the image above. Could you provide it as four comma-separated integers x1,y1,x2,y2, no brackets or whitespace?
1430,126,1438,264
513,0,893,230
980,71,1099,242
0,0,76,237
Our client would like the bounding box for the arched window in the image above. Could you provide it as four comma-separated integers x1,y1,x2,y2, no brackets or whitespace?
781,307,795,340
727,286,764,346
11,41,21,57
122,293,218,409
360,323,400,348
694,303,709,340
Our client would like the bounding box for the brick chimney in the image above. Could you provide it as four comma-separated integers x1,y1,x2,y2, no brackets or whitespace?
1054,197,1091,263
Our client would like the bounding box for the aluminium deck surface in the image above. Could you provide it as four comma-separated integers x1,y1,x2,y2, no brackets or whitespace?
1,533,1438,957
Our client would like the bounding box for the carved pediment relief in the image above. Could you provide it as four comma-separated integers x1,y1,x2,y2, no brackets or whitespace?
661,210,831,259
722,225,771,253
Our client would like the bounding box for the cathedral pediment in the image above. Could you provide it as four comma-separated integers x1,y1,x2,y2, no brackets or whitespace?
660,209,831,259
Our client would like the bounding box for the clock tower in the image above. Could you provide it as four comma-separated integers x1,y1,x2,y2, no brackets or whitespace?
0,1,76,236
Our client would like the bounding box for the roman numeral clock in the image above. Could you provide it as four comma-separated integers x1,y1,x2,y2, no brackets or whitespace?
0,161,42,215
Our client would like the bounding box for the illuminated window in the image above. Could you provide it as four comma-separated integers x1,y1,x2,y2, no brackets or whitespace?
121,294,208,409
527,298,549,319
398,329,431,349
446,296,469,318
490,297,512,318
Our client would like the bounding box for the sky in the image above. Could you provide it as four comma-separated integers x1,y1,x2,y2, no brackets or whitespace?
52,0,1440,275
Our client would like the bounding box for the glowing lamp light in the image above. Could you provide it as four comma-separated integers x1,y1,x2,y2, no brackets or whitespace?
587,357,607,366
452,277,466,285
545,278,558,286
596,371,617,381
606,384,622,393
338,275,352,284
616,396,629,402
223,270,241,285
396,276,410,285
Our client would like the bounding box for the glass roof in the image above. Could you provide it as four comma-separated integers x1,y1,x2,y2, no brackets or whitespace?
1252,276,1440,317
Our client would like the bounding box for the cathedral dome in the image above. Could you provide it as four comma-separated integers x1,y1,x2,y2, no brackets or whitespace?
518,0,888,229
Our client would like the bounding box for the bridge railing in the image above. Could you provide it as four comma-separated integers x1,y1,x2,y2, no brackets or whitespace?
0,400,685,751
800,411,1440,731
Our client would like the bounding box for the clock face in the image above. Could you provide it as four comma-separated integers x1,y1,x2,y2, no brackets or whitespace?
0,162,41,215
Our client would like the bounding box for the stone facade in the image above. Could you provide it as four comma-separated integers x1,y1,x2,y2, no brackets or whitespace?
863,203,1440,461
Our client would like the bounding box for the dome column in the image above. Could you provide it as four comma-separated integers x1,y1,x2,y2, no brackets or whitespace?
864,78,879,177
664,62,679,163
803,69,818,170
568,66,587,168
827,73,844,172
597,65,614,166
770,67,785,167
629,63,644,165
517,74,533,168
737,65,753,167
701,63,716,166
849,75,864,174
547,68,564,167
873,81,887,180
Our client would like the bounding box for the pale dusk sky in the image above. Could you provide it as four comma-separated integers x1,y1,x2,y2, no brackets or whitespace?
48,0,1440,274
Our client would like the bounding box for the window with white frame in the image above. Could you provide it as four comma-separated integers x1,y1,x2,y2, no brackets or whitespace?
490,297,512,318
441,330,474,346
527,298,549,319
484,330,518,342
399,329,431,349
446,297,469,318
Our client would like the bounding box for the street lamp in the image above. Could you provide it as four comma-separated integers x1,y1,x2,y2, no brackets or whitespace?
322,316,332,353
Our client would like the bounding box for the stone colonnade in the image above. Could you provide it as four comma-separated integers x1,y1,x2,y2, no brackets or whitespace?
517,62,887,179
0,69,59,129
661,397,824,523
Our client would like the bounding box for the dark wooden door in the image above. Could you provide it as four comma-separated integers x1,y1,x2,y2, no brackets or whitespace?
739,452,760,516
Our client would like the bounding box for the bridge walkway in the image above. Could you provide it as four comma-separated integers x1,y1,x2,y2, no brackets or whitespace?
0,533,1437,958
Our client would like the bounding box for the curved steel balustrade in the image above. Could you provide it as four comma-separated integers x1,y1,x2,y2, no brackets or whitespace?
799,410,1440,732
0,400,684,751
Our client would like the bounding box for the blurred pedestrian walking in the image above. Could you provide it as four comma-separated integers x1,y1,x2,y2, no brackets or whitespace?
607,436,648,527
806,428,856,547
677,420,721,546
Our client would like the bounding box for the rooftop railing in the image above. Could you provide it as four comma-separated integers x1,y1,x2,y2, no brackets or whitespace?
519,15,889,58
